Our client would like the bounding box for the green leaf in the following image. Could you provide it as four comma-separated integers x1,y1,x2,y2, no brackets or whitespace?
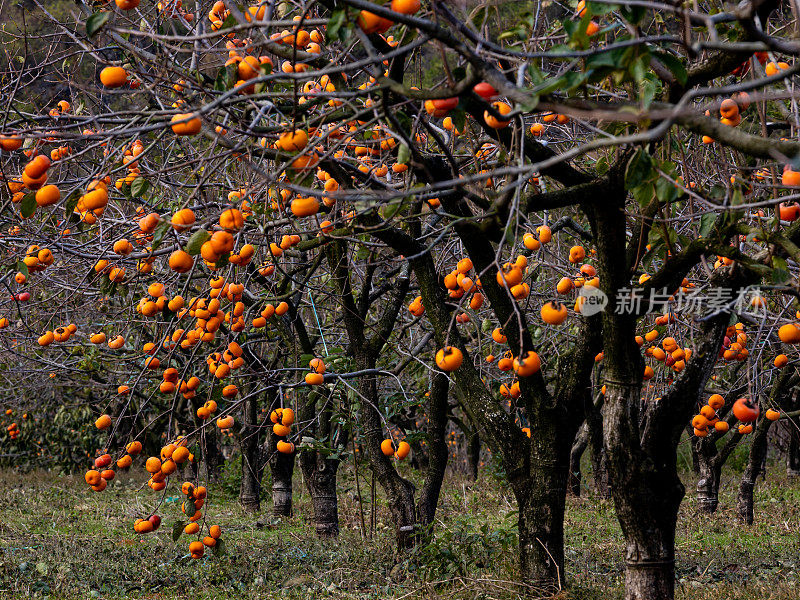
215,252,230,269
225,63,238,89
86,12,111,37
699,213,717,238
16,261,28,277
620,5,646,24
130,177,150,198
380,200,402,220
121,180,133,200
219,12,238,30
653,52,687,86
655,176,679,203
171,520,183,542
64,190,81,216
585,48,624,69
183,498,196,516
397,143,410,166
640,75,657,110
214,67,228,92
625,149,655,190
561,70,590,92
772,256,790,284
395,111,412,133
631,183,654,208
587,1,617,16
451,109,467,133
20,192,36,218
212,538,226,556
629,53,647,84
185,229,210,255
151,220,171,251
517,93,539,113
327,9,347,42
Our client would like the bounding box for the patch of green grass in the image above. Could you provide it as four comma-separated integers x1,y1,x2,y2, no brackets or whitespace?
0,463,799,599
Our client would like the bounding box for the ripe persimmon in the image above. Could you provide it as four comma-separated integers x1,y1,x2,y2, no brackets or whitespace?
778,323,800,343
100,66,128,88
170,113,202,136
0,135,23,151
394,441,411,459
219,208,244,231
390,0,420,14
35,184,60,207
276,440,295,453
484,101,511,129
719,98,740,119
513,351,541,376
732,398,760,423
277,129,308,151
171,208,196,232
381,439,395,456
291,196,319,217
357,10,393,34
541,301,568,325
435,346,463,371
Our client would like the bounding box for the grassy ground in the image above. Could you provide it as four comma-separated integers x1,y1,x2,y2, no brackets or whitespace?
0,460,798,599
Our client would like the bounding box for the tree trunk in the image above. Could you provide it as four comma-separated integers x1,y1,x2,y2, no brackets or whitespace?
270,451,295,516
737,420,772,524
689,426,701,474
324,238,416,548
694,437,721,514
624,555,676,600
603,384,683,600
299,389,342,538
466,430,480,481
358,362,417,549
787,419,800,475
512,437,571,590
190,397,223,482
417,371,449,528
239,393,262,512
267,394,296,517
568,423,589,497
300,450,340,537
586,399,610,497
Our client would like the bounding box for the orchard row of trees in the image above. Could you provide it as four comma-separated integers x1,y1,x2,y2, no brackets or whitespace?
3,0,800,598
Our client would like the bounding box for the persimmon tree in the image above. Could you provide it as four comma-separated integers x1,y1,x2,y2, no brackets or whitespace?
5,1,800,600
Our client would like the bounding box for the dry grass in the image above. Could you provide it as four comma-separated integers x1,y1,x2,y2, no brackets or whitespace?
0,461,797,599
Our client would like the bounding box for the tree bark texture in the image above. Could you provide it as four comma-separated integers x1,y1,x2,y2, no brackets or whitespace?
239,392,262,512
568,423,589,497
299,390,343,537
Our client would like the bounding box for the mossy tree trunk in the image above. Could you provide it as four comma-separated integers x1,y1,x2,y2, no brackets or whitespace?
239,390,263,512
417,371,450,528
568,423,589,497
268,390,296,517
299,389,344,538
